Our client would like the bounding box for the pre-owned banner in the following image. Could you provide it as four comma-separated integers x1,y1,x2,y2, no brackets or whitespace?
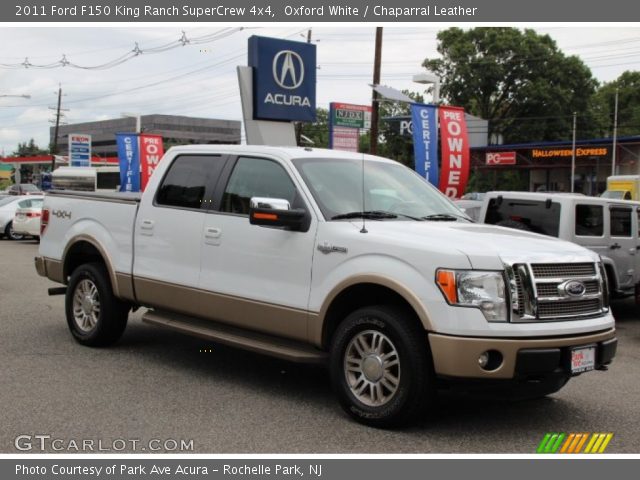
140,134,164,191
438,106,470,198
116,133,140,192
410,103,439,186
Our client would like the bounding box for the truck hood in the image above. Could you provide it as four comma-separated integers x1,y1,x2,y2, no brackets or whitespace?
352,220,598,270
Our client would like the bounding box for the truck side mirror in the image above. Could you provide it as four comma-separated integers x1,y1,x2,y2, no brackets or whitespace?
249,197,306,231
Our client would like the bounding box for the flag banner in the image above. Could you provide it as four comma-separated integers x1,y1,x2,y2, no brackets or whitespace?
139,134,164,191
410,103,439,186
438,106,470,198
116,133,140,192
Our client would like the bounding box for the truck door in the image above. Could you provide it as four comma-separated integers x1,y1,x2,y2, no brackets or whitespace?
199,156,317,342
608,205,636,291
133,154,229,308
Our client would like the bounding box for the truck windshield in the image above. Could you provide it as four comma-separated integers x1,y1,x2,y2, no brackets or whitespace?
292,157,468,221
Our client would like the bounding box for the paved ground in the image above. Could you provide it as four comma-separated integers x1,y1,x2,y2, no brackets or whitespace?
1,239,639,453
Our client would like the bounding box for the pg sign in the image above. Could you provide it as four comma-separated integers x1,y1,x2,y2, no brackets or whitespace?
248,36,316,122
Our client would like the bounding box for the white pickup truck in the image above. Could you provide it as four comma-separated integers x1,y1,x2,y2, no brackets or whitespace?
35,145,617,427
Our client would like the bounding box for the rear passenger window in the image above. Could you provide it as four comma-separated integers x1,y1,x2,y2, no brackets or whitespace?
156,155,225,210
221,157,296,215
610,207,632,237
575,205,603,236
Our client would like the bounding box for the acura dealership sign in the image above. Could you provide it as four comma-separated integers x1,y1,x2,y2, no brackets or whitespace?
248,36,317,122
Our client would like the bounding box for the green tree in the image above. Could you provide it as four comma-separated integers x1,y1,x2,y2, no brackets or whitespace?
12,138,48,157
594,71,640,138
299,107,330,148
377,91,424,168
423,28,601,144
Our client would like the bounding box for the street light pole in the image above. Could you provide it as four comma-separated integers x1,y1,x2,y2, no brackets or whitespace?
369,27,383,155
571,112,577,193
612,88,619,176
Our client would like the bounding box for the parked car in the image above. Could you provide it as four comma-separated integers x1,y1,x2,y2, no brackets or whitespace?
7,183,42,196
479,191,640,300
0,196,42,240
12,197,44,238
36,146,616,427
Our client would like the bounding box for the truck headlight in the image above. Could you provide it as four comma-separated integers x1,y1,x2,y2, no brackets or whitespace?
436,269,508,322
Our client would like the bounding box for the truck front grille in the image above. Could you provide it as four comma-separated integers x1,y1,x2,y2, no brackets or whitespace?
508,262,605,322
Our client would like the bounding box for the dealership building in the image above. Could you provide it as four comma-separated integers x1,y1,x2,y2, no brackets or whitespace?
51,114,241,158
0,114,241,185
471,136,640,195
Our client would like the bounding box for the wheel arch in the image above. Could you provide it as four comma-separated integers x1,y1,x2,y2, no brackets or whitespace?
63,235,121,297
316,276,432,350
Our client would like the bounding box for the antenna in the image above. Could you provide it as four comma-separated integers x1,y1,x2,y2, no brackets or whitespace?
360,152,367,234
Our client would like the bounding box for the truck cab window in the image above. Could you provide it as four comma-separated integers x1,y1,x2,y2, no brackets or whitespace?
156,155,224,210
221,157,296,215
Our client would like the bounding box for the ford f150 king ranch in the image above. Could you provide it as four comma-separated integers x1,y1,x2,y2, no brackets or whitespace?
35,145,617,427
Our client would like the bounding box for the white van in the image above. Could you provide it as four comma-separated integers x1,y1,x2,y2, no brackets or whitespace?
52,166,120,192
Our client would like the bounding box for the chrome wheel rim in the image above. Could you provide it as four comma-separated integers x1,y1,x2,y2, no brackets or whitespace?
72,279,101,332
344,329,401,407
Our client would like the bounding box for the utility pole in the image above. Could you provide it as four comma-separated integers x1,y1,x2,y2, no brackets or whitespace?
50,84,65,171
571,112,577,193
369,27,383,155
612,88,619,176
295,28,312,146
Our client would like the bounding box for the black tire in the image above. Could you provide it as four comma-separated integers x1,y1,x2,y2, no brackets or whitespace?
4,221,24,241
496,219,530,231
329,305,436,428
65,262,129,347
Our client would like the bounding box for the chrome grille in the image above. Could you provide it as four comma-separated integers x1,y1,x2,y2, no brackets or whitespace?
509,261,605,322
536,280,600,298
531,263,596,278
538,299,602,319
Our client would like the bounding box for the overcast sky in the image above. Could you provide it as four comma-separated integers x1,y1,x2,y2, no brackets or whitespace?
0,26,639,155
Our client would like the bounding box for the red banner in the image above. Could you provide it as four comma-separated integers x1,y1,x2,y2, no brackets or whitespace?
140,134,164,191
438,106,470,199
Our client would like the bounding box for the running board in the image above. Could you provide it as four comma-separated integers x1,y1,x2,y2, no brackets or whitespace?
142,310,327,365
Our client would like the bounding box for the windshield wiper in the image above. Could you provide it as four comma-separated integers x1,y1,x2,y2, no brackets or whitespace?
422,213,471,222
331,210,398,220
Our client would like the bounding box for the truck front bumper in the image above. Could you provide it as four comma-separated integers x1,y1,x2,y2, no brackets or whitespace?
428,327,616,380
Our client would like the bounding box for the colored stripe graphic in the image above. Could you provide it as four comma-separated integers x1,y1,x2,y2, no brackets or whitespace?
537,433,613,453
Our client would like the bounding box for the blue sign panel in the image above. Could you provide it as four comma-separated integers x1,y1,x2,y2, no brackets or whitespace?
411,104,439,186
116,133,140,192
248,35,316,122
69,133,92,167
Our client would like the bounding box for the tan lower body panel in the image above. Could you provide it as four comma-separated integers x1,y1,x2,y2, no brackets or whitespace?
34,256,64,284
143,310,326,364
429,328,616,379
135,277,309,342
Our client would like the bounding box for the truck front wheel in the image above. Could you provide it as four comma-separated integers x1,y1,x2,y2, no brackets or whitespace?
329,305,436,428
65,262,129,347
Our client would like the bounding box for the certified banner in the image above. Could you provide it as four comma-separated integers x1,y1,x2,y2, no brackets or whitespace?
410,103,439,186
116,133,140,192
140,134,164,191
438,106,470,198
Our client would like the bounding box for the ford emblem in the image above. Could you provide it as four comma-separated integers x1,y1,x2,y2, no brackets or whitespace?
565,281,586,297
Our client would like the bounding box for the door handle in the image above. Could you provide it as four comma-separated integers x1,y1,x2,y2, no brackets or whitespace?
140,220,155,230
610,243,621,250
205,227,222,238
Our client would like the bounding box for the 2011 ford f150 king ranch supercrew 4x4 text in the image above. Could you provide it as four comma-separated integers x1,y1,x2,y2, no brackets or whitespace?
34,146,617,427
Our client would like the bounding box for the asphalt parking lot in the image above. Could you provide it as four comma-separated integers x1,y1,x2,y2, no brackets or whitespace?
1,239,639,453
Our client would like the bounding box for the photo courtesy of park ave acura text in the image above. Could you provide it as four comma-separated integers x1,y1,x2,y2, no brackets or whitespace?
1,12,640,457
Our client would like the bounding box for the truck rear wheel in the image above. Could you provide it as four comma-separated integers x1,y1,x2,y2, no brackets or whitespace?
329,305,436,428
65,262,129,347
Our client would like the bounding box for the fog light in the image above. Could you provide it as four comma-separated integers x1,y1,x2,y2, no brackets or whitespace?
478,352,489,368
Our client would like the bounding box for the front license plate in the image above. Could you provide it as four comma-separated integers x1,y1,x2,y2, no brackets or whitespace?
571,346,596,374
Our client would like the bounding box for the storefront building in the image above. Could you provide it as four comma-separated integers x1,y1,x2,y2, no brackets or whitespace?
471,136,640,194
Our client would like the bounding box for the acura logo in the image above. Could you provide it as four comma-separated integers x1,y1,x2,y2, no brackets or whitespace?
564,281,586,297
272,50,304,90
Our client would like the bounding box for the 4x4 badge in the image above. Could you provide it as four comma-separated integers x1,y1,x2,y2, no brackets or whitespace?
52,209,71,219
